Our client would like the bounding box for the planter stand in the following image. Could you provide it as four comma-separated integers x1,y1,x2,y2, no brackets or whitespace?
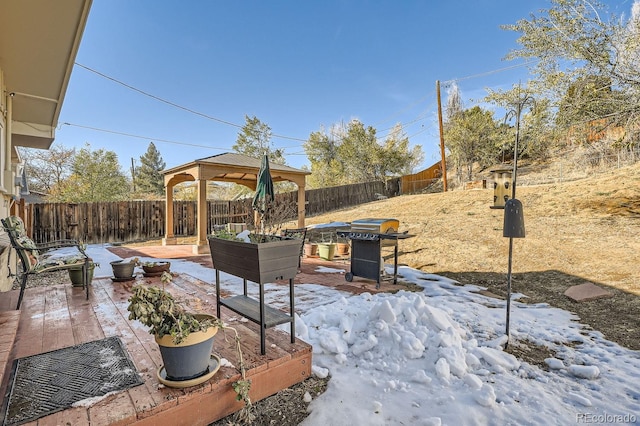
208,236,300,355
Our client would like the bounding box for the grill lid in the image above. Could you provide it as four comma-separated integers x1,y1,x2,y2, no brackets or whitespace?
350,218,399,234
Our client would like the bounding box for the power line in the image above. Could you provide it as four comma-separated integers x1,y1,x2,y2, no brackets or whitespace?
61,122,228,151
74,62,450,146
61,122,313,162
74,62,308,142
442,60,537,85
71,60,538,153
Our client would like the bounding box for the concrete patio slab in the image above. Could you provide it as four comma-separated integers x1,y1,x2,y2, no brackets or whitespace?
564,282,613,302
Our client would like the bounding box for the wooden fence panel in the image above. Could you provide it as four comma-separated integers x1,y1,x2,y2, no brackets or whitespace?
27,180,395,244
401,162,442,194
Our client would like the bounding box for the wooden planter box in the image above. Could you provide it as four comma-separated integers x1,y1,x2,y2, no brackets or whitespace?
207,236,301,284
207,235,302,354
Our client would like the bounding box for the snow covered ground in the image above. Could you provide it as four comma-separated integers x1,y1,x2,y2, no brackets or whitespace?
86,244,640,426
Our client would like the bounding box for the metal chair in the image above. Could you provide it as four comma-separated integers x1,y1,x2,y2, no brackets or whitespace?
2,216,90,309
281,228,307,267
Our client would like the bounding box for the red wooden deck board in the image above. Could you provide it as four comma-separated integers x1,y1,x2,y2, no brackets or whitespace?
90,280,174,416
65,284,105,343
13,285,47,356
42,285,75,351
0,272,312,425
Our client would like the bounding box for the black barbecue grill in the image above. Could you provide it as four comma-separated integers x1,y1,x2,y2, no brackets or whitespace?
337,218,414,288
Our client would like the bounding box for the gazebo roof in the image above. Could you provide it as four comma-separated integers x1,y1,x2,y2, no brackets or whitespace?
163,152,310,190
162,152,310,251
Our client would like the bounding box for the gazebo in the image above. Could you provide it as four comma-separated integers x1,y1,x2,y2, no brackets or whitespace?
162,152,311,253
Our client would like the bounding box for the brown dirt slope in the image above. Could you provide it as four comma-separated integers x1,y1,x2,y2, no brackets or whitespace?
304,162,640,350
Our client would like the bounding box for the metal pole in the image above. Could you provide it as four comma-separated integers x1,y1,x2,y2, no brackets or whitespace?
512,92,521,200
131,158,136,192
506,237,514,343
504,84,532,348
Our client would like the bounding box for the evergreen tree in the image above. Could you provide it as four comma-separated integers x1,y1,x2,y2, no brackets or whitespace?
135,142,166,195
444,106,501,182
233,115,286,164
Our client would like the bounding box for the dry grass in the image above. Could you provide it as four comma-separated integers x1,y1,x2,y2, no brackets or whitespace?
304,162,640,350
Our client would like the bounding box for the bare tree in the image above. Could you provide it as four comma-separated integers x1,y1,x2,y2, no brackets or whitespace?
19,144,76,193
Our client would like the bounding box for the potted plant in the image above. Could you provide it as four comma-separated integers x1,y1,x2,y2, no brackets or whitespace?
141,260,171,276
68,260,99,287
208,232,301,284
111,257,139,281
304,241,318,257
336,236,350,257
127,273,253,418
317,232,336,261
207,198,301,355
127,278,218,381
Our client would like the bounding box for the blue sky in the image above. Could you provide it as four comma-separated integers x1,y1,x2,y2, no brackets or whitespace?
55,1,632,173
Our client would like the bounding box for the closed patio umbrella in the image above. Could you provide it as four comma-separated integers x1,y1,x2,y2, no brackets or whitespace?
252,154,275,232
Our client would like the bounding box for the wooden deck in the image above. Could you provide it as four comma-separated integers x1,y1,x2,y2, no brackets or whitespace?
0,274,312,426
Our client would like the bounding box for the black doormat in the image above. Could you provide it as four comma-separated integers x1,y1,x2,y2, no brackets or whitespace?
2,336,143,426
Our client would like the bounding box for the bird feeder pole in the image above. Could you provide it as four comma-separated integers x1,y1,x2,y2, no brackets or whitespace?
503,84,533,348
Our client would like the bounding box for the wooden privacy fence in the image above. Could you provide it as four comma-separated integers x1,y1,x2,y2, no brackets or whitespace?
401,162,442,194
27,180,390,244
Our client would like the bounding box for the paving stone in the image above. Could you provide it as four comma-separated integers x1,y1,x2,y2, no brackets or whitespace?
564,282,613,302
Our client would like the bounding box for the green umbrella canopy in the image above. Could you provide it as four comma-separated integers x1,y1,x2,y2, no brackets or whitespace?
252,154,275,214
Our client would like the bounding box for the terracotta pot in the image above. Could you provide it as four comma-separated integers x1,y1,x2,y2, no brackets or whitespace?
142,261,171,276
304,243,318,257
336,243,350,256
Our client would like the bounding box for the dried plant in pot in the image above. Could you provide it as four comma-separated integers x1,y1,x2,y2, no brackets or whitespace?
127,276,219,382
127,273,254,418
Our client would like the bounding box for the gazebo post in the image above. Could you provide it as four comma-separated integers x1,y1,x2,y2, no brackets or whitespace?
297,183,306,229
162,181,177,246
195,178,208,254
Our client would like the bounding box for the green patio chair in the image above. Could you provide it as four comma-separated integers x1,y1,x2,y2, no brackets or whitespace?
1,216,90,309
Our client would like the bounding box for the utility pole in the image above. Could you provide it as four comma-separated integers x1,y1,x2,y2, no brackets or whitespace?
131,158,136,193
436,80,448,192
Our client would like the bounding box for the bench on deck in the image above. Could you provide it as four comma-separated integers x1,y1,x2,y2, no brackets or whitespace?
1,216,90,309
